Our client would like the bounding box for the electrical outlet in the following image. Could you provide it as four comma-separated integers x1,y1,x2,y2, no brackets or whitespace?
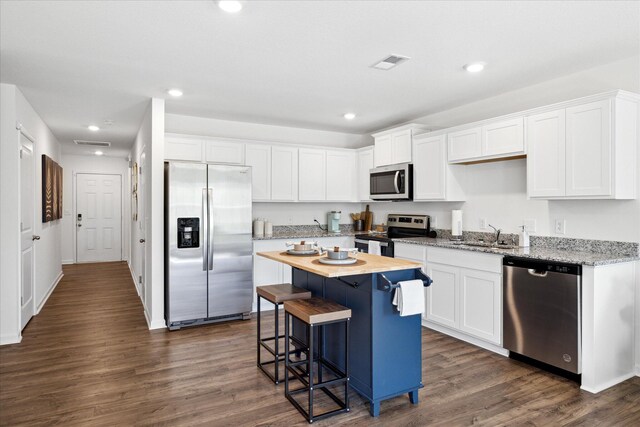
479,218,487,229
523,218,537,233
431,216,437,228
287,217,293,225
555,219,566,235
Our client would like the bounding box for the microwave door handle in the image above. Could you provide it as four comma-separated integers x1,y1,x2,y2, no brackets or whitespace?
394,171,400,194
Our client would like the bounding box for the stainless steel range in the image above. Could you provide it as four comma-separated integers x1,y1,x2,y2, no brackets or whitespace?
354,214,434,257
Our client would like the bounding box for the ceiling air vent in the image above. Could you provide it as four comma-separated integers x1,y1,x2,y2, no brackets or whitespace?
74,140,111,147
372,54,410,70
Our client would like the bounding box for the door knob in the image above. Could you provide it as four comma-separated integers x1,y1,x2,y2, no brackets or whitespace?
32,235,40,241
77,224,82,227
140,239,145,243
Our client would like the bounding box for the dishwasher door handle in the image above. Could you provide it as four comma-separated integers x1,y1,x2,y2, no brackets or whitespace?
527,269,548,278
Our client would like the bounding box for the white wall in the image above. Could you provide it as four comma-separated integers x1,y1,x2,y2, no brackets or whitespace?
1,84,63,345
59,155,130,264
165,113,365,149
129,98,165,330
0,84,20,344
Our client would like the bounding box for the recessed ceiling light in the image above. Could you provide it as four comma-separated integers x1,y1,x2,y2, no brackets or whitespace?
464,62,485,73
88,125,100,131
167,88,183,97
95,150,104,156
344,113,356,120
218,1,242,13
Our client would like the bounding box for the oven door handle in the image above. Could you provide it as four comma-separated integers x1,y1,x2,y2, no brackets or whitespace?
393,171,400,194
355,239,389,247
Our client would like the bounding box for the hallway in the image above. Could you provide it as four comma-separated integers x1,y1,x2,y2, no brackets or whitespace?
1,262,640,426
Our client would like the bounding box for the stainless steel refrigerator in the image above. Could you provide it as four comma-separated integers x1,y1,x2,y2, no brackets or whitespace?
164,161,253,330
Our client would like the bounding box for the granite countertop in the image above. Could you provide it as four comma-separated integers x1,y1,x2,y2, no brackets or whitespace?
392,237,640,266
252,225,357,241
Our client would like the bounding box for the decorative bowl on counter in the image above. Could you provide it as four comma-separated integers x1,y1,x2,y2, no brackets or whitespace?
286,240,318,251
323,246,359,260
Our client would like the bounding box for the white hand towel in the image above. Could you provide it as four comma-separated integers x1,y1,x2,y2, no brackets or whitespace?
391,279,425,317
368,240,381,256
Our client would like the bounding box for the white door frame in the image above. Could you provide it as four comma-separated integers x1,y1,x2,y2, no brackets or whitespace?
73,172,124,263
17,122,36,330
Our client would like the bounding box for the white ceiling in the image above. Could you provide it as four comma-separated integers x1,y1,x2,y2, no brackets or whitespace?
1,0,639,157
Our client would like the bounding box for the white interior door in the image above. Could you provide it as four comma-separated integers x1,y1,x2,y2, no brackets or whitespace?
20,132,35,330
76,174,122,262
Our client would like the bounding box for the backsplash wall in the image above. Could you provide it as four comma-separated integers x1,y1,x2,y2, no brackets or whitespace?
253,202,362,225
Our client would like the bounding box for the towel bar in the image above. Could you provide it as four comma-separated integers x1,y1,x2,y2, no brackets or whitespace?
377,269,432,291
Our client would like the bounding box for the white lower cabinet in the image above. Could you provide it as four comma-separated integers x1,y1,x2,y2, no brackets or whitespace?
395,243,503,347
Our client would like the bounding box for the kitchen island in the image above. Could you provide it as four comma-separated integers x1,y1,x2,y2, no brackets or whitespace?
256,251,430,416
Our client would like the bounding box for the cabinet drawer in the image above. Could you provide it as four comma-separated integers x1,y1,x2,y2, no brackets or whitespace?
394,243,426,261
427,247,502,273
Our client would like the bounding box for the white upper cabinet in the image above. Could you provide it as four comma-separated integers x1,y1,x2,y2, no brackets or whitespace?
326,150,356,201
204,139,245,164
527,92,637,199
527,110,566,198
298,148,326,201
413,134,465,201
392,129,413,164
565,100,611,197
271,146,298,202
373,124,425,167
165,134,203,161
245,144,271,201
448,117,524,163
357,147,374,201
447,128,482,162
482,117,524,157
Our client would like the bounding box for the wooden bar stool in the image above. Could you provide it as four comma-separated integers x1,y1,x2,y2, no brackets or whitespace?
284,297,351,423
256,284,311,384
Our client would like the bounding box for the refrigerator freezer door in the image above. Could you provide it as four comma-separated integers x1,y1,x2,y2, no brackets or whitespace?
207,164,253,318
166,162,208,324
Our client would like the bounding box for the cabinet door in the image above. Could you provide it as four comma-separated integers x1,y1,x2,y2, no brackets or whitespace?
204,140,245,164
271,146,298,201
482,117,524,157
425,262,458,328
458,268,501,345
357,148,374,201
165,136,203,161
245,144,271,201
527,110,566,198
392,129,412,164
298,148,326,201
326,150,356,201
448,127,482,162
374,135,393,167
566,99,612,197
413,135,446,200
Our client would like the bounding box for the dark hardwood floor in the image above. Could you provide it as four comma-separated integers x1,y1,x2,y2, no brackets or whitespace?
1,261,639,426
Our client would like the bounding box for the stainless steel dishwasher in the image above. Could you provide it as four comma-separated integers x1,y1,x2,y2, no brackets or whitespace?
503,257,582,374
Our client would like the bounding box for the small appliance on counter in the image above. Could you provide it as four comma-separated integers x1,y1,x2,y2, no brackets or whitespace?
451,210,463,241
355,213,435,257
327,210,341,233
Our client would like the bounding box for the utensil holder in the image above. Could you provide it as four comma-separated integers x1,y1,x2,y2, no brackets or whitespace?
354,220,364,231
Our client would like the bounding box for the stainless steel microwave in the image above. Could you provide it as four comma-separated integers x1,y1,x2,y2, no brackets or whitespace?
369,163,413,201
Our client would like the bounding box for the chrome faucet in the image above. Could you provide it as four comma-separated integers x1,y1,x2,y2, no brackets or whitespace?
488,224,501,245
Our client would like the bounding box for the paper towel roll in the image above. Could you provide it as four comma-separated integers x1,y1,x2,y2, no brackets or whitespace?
451,210,463,236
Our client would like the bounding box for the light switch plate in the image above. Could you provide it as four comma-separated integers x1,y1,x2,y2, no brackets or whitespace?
523,218,536,233
431,216,437,228
479,218,487,230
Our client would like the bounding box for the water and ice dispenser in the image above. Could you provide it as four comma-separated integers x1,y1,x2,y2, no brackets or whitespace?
177,217,199,248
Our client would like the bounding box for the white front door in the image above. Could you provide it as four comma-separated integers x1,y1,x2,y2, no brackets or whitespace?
76,174,122,263
20,132,35,330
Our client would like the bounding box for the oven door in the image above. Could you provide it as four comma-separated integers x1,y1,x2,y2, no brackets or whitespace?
369,163,412,201
355,238,394,257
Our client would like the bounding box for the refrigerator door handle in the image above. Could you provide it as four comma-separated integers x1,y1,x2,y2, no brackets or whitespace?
208,188,214,271
202,188,208,271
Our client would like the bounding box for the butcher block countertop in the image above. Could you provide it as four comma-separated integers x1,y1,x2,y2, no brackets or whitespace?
256,251,422,278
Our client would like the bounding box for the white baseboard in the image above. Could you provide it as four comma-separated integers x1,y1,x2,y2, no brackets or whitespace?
0,333,22,346
422,319,509,357
62,259,74,265
36,271,64,314
581,371,636,394
635,363,639,377
143,308,166,330
127,261,140,296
